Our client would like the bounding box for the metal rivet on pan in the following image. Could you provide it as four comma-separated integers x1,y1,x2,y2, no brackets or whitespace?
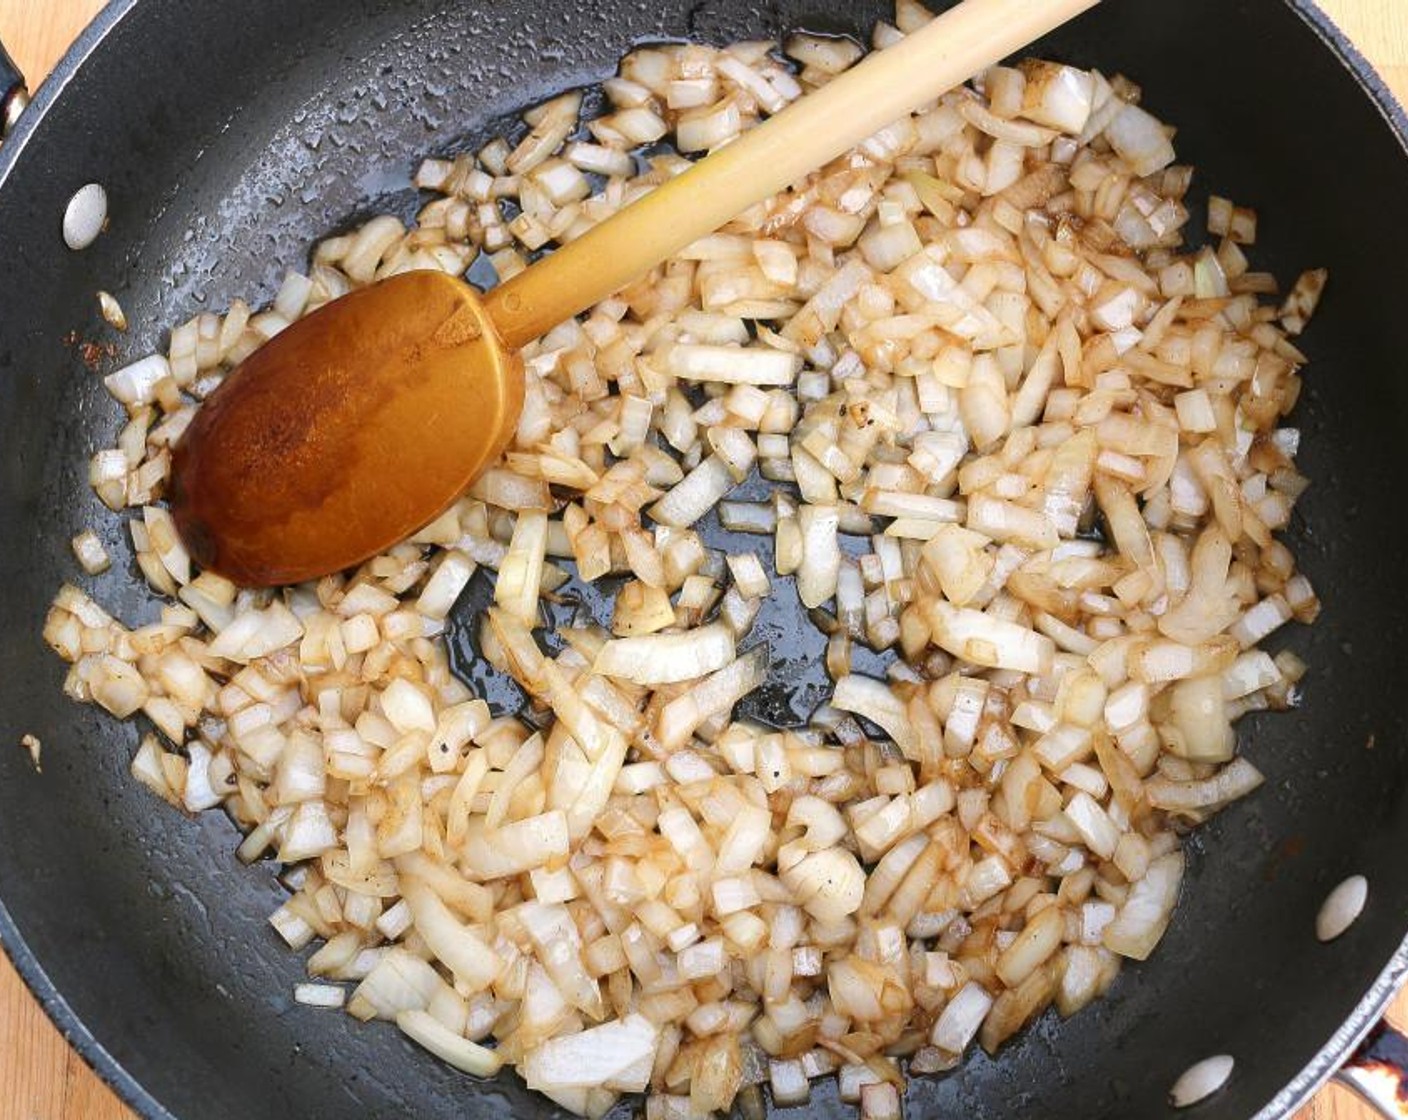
1317,874,1368,943
63,183,108,250
1170,1055,1234,1108
2,88,29,137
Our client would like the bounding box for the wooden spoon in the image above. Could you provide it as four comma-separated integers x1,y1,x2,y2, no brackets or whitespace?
171,0,1099,586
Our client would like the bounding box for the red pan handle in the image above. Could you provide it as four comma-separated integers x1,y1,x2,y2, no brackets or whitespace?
0,37,29,141
1335,1019,1408,1118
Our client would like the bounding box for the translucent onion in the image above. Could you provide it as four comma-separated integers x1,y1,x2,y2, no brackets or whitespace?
594,622,737,684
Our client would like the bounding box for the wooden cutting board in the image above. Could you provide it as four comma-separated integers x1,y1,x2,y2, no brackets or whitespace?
0,1,1404,1118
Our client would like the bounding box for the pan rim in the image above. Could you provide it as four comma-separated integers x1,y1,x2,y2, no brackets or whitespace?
0,2,1405,1118
0,0,136,191
0,0,180,1109
1248,5,1408,1116
0,5,183,1114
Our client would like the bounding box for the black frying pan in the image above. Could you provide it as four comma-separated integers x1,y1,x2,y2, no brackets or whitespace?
2,1,1408,1117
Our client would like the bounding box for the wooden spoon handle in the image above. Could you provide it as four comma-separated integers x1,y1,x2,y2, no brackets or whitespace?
482,0,1099,351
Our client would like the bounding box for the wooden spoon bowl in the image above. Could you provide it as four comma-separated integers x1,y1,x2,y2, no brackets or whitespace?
171,272,519,586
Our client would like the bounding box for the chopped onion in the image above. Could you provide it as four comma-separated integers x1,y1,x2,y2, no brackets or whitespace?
294,983,347,1010
397,1009,504,1076
399,877,502,992
657,343,800,385
461,811,570,879
494,511,548,625
931,981,994,1055
781,848,865,924
348,949,444,1020
524,1014,660,1093
206,601,303,663
860,1082,901,1120
795,505,841,609
1103,852,1184,960
1146,757,1264,815
71,530,111,574
1019,61,1094,133
104,354,170,407
995,905,1064,987
1104,103,1176,177
649,456,734,528
594,622,736,684
769,1059,811,1106
926,602,1054,674
831,674,918,756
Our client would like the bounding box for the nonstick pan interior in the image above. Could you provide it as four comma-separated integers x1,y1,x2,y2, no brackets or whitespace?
2,1,1408,1117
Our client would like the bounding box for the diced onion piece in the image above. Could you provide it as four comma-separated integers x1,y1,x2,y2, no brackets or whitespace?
277,798,338,860
994,905,1064,987
294,982,347,1010
796,505,841,609
495,511,548,626
348,949,444,1021
860,1082,901,1120
1280,269,1328,335
649,456,734,528
104,354,170,406
657,343,800,385
716,803,773,874
399,877,502,992
71,530,111,574
831,674,918,756
594,622,736,685
1064,791,1119,860
462,811,571,879
416,550,475,620
931,981,994,1055
785,33,863,75
1105,103,1176,177
769,1059,810,1106
1020,61,1094,133
397,1009,504,1076
1165,675,1234,762
206,601,303,663
780,847,865,924
1103,852,1184,960
523,1014,660,1093
1146,757,1263,814
926,601,1054,674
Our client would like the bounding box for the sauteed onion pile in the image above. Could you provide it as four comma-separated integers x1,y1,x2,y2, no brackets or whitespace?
46,2,1325,1115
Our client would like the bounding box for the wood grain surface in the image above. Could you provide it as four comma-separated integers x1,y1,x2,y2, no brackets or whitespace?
1,2,1405,1119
